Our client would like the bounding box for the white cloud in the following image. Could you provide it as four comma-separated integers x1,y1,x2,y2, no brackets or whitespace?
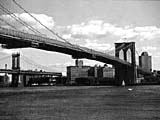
142,46,157,53
0,49,21,55
48,61,74,67
85,39,111,51
153,52,160,60
133,26,160,40
142,46,157,51
62,20,160,42
62,34,72,39
70,20,106,35
154,55,160,58
0,13,55,31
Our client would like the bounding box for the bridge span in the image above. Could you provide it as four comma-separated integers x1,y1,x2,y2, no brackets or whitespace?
0,27,130,66
0,27,152,85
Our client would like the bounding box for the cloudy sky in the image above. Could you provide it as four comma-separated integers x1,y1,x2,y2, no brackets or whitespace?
0,0,160,73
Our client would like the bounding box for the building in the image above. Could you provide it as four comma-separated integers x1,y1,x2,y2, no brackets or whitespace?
95,65,115,85
139,52,152,72
102,66,115,78
90,65,115,78
67,66,91,85
0,74,10,87
67,60,115,85
67,59,91,84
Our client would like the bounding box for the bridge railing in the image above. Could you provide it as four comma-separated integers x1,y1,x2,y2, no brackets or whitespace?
0,27,63,46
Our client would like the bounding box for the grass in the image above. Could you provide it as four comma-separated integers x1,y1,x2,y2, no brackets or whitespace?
0,86,160,120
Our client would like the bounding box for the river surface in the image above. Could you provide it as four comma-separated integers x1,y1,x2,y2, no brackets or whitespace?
0,85,160,120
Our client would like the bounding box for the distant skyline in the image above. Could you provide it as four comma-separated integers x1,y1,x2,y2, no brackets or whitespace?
0,0,160,73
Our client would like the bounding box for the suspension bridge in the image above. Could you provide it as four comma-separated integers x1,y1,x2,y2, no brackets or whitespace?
0,0,152,86
0,53,62,75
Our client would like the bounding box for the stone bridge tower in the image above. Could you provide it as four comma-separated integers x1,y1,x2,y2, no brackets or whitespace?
11,53,20,87
114,42,136,85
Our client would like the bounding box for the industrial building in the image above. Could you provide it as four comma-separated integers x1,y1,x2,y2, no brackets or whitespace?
96,65,115,78
67,60,115,85
90,65,115,85
67,60,91,85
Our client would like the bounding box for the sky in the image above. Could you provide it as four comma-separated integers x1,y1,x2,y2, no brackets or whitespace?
0,0,160,74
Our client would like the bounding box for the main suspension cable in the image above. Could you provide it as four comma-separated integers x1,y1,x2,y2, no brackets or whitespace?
0,3,44,35
13,0,73,45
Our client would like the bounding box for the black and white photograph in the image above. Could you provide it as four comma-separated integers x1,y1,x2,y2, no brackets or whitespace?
0,0,160,119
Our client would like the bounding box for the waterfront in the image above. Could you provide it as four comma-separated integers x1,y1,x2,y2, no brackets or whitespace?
0,85,160,120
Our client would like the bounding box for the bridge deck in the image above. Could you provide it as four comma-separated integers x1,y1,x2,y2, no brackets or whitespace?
0,27,131,65
0,69,62,76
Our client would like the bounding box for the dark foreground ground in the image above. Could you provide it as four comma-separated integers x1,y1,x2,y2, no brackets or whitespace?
0,86,160,120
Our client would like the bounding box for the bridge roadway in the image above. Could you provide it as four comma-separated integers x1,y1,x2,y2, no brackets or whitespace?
0,69,62,76
0,27,151,75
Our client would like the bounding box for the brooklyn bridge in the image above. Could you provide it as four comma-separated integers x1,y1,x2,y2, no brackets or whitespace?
0,0,153,86
0,27,152,86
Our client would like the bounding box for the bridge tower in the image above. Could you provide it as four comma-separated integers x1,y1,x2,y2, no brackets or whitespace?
115,42,136,85
11,53,20,87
